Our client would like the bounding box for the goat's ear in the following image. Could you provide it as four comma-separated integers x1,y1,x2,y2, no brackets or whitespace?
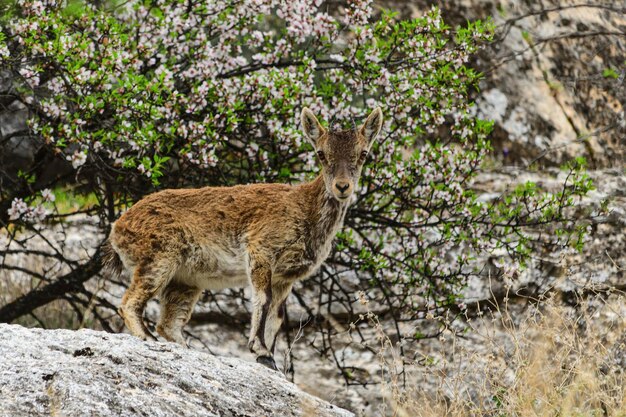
301,107,326,147
360,107,383,147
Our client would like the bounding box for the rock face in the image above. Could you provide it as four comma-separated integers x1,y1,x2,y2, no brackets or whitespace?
0,324,353,417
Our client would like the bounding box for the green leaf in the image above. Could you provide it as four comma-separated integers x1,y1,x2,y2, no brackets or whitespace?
602,67,619,79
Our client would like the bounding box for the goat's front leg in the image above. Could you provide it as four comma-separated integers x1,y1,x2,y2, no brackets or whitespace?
264,281,293,356
247,257,277,370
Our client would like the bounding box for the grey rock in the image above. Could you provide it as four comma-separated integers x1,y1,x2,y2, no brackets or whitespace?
7,99,27,111
0,134,41,181
0,324,353,417
0,70,12,95
0,107,29,139
3,135,36,160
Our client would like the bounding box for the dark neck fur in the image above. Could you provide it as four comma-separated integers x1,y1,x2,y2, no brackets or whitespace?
299,174,349,252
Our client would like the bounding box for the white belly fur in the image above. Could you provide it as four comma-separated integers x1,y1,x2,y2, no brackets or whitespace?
178,272,249,290
173,245,249,290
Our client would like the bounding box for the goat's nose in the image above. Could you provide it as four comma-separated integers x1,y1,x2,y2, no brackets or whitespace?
335,182,350,193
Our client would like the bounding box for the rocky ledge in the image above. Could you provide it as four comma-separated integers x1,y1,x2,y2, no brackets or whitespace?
0,324,352,417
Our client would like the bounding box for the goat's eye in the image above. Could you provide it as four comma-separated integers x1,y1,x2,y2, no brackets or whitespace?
317,151,326,162
360,150,368,160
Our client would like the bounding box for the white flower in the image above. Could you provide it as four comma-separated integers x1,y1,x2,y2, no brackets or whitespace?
41,188,55,202
6,198,48,222
31,205,48,222
7,198,28,220
329,53,344,63
68,150,87,169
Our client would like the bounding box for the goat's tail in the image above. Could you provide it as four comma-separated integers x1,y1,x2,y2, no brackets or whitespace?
101,240,124,278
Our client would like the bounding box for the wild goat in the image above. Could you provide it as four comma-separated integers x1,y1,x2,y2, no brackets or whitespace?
103,107,383,370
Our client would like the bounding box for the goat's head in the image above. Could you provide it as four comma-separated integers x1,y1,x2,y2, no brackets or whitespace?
301,107,383,202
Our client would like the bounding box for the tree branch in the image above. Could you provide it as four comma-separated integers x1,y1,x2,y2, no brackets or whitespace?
0,250,102,323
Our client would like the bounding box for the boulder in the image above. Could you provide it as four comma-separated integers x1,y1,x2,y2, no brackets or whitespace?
0,324,353,417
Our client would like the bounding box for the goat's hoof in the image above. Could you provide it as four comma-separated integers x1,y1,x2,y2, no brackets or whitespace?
256,355,278,371
141,333,158,342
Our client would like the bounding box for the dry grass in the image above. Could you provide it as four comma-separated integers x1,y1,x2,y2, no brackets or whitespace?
374,291,626,417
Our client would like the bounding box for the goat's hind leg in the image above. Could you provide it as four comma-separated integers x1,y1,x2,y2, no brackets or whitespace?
119,263,173,341
157,281,201,347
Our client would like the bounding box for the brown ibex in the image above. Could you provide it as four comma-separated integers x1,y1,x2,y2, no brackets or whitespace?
103,107,383,370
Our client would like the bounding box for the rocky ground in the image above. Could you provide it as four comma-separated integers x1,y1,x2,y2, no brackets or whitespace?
0,323,353,417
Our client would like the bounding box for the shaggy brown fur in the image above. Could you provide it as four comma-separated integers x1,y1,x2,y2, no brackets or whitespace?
101,241,123,277
104,107,383,370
